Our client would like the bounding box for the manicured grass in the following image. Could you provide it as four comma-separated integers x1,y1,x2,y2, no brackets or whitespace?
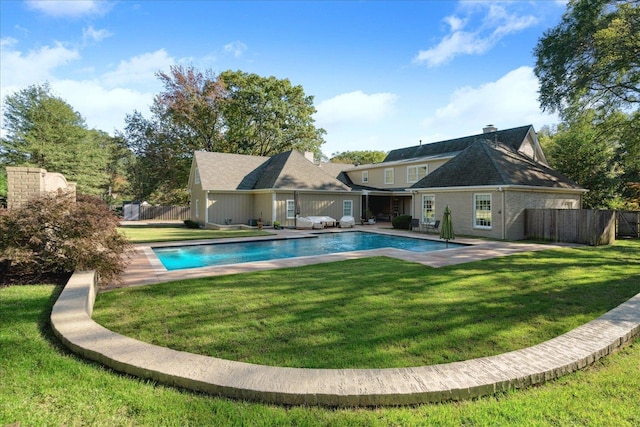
2,284,640,425
118,224,272,243
94,241,640,369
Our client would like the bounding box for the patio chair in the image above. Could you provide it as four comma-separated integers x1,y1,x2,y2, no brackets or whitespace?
410,218,420,231
425,220,440,233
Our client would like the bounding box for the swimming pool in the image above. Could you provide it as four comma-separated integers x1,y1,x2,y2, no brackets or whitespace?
153,232,461,271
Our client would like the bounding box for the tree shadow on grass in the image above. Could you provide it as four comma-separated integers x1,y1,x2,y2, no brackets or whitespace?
92,243,640,369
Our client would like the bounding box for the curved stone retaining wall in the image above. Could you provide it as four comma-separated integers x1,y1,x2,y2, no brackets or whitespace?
51,271,640,407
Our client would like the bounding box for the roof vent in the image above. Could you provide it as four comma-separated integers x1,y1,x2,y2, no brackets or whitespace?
483,124,497,133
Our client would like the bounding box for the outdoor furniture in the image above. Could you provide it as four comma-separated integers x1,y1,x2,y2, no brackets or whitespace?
295,217,314,229
306,216,337,228
410,218,420,231
424,220,440,233
338,216,355,228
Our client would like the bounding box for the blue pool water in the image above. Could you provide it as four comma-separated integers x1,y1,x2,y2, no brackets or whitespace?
153,232,461,271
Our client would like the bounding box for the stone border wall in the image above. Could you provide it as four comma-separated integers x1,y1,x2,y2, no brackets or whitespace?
51,271,640,407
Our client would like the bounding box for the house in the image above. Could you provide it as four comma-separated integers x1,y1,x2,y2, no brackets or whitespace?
188,124,587,239
188,150,356,228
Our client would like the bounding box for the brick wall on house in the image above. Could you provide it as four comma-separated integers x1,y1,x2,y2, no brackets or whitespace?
6,166,76,210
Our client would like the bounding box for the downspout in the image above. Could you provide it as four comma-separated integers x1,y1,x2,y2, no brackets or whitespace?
205,191,209,225
501,188,506,240
272,192,277,225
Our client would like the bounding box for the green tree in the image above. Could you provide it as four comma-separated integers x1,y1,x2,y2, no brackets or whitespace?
330,150,387,165
1,83,117,196
535,0,639,207
122,67,326,203
1,83,85,168
534,0,639,115
0,170,7,200
540,112,624,209
220,70,325,157
121,109,192,203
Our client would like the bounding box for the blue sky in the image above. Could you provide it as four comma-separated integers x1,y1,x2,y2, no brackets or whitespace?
1,0,567,157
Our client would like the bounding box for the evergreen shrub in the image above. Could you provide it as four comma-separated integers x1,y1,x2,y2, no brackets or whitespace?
392,214,412,230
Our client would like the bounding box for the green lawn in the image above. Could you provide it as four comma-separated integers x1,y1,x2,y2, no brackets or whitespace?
94,242,640,369
118,224,272,243
2,284,640,425
3,240,640,425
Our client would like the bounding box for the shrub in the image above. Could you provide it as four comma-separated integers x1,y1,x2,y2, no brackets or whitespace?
184,219,200,229
392,214,412,230
0,192,131,286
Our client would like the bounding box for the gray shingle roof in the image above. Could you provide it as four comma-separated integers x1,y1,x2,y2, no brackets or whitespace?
194,150,351,191
193,151,270,190
385,125,533,163
411,140,583,190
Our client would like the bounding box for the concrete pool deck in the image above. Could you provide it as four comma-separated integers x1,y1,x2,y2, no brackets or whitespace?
50,225,640,406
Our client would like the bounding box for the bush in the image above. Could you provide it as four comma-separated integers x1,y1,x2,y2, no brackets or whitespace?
392,214,412,230
184,219,200,229
0,192,131,286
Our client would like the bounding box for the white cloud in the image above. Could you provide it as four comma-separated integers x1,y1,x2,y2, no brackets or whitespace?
413,3,538,67
102,49,174,87
0,40,171,136
315,90,398,127
224,41,247,58
421,66,558,140
0,39,80,90
413,31,492,67
25,0,112,18
51,79,155,133
82,26,113,43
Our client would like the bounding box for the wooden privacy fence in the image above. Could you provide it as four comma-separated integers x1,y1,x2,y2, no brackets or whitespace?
617,211,640,238
525,209,616,246
122,204,190,221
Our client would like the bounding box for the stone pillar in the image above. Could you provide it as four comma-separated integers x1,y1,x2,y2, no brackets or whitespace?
6,167,46,210
6,166,76,210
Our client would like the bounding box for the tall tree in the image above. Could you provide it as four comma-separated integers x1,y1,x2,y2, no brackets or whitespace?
539,111,624,209
155,65,227,152
122,67,326,203
534,0,639,115
1,83,116,196
535,0,639,207
330,150,387,165
1,83,85,169
120,109,191,203
220,70,325,157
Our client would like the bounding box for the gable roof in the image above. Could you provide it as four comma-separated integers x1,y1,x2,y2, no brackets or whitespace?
194,150,351,191
253,150,351,191
384,125,534,163
411,140,584,190
193,151,270,190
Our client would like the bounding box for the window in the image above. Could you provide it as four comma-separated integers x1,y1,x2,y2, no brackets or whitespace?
384,168,394,185
474,194,492,228
195,199,200,218
362,171,368,183
407,165,428,183
286,199,295,219
194,167,200,184
422,195,435,224
343,200,353,217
